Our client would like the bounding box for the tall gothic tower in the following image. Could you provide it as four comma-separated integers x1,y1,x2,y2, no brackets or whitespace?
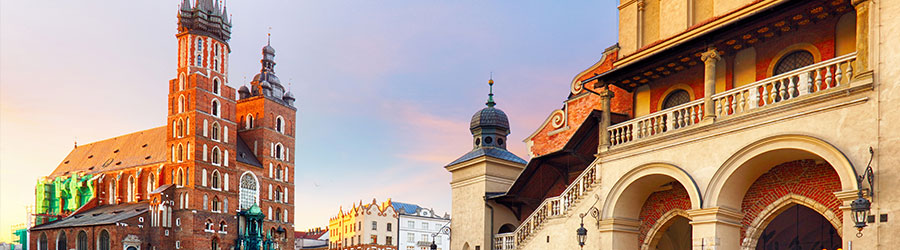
166,0,239,249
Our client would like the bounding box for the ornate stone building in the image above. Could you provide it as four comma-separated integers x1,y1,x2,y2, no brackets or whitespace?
28,1,297,250
448,0,899,249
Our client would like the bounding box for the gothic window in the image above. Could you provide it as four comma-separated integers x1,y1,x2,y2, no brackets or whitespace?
203,194,209,210
275,209,281,221
240,172,259,209
284,208,288,222
212,196,220,212
211,100,220,117
147,174,156,194
211,147,221,165
246,114,254,129
176,168,185,187
109,179,117,204
211,122,220,141
177,118,185,138
211,238,218,250
56,231,66,250
275,116,284,134
98,230,110,250
276,165,283,181
275,144,283,160
38,233,47,250
774,50,815,76
275,186,283,203
179,73,185,91
205,219,213,230
76,231,87,250
224,198,228,212
219,220,227,231
662,89,691,110
196,38,204,67
214,44,220,72
127,176,135,202
178,95,185,113
211,170,220,189
213,79,221,95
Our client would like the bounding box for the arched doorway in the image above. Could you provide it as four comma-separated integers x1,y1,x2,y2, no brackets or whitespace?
651,215,691,250
756,205,840,250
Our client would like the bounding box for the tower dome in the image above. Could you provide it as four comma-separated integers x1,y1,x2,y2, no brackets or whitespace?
283,91,296,105
469,78,510,149
238,85,250,99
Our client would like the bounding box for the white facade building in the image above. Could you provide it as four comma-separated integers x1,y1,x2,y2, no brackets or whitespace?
394,202,450,250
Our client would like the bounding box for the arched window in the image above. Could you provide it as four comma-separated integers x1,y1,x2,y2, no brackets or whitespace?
176,168,185,187
177,118,185,138
148,173,156,193
212,196,220,212
275,209,281,222
211,99,220,117
196,38,204,67
178,74,185,91
213,79,221,95
205,219,213,230
240,173,259,209
284,208,289,222
76,231,88,250
178,95,185,113
224,197,228,212
211,122,220,141
276,165,283,181
275,144,283,160
211,170,220,189
127,176,135,202
98,230,110,250
203,194,209,210
773,50,815,75
38,233,48,250
212,238,219,250
219,220,227,231
108,179,117,204
211,147,221,165
246,114,254,129
56,231,67,250
275,186,283,203
662,89,691,110
214,44,220,72
275,116,284,134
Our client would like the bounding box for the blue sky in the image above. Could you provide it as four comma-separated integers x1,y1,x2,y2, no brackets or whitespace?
0,0,618,240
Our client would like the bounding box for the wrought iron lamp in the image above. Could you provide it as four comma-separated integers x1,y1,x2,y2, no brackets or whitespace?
852,147,875,237
576,219,587,248
576,194,601,248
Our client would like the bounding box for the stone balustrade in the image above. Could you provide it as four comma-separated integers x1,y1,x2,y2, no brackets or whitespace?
500,164,598,249
608,53,857,147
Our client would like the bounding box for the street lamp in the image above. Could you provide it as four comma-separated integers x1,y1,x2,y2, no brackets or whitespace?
576,219,587,248
852,147,875,237
430,240,438,250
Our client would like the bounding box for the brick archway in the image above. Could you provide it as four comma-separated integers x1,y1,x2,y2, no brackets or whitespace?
641,209,691,250
741,194,841,249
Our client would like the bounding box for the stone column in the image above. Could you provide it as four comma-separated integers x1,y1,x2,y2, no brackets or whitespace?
688,207,742,250
851,0,872,78
598,218,641,250
700,47,721,121
599,84,615,153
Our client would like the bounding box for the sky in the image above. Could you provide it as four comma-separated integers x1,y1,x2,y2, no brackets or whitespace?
0,0,617,242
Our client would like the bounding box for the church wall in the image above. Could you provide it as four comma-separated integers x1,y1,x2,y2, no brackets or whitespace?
874,0,900,247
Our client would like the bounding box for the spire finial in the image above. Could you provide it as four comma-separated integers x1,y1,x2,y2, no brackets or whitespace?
486,72,496,107
267,27,272,45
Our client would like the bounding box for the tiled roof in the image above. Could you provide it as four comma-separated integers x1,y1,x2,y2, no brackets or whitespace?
31,202,148,230
391,202,420,215
236,135,262,167
49,127,167,178
446,147,527,167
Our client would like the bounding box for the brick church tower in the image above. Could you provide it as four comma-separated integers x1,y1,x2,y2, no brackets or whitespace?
28,1,297,250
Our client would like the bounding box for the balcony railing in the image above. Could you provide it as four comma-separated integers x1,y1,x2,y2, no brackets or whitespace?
495,164,598,249
608,52,857,147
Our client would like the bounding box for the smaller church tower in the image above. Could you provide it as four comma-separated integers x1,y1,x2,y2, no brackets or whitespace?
445,78,526,250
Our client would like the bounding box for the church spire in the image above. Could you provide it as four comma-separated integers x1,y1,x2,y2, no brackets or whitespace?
486,74,496,108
